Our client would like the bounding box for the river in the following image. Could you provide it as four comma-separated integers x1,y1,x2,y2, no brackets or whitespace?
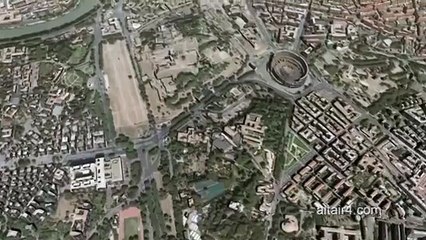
0,0,99,40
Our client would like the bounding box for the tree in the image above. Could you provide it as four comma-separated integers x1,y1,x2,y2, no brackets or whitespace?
18,158,30,167
159,189,168,200
116,134,138,159
130,161,142,185
162,173,171,186
129,235,139,240
13,124,25,139
63,190,74,200
127,186,139,199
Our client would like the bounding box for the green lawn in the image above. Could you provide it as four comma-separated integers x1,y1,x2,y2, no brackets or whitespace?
63,69,85,87
291,132,310,153
282,152,297,169
367,87,414,114
130,161,142,185
199,40,217,51
39,62,58,80
324,64,339,76
175,17,209,37
76,62,96,76
175,72,197,88
29,44,48,61
124,217,141,240
51,42,74,63
68,45,89,65
283,132,310,169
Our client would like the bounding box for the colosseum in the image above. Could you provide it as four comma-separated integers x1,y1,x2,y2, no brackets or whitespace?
267,51,308,88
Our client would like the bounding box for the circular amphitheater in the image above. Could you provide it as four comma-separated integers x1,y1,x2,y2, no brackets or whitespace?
268,51,308,88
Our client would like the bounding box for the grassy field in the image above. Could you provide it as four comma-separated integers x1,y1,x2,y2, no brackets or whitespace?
124,217,141,240
284,131,310,169
324,64,339,76
29,44,48,61
38,219,71,240
68,45,89,65
291,133,310,152
130,161,142,185
175,16,209,38
367,87,414,114
76,62,95,76
39,62,59,80
63,69,85,87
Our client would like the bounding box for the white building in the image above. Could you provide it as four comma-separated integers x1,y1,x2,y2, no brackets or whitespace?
69,157,124,191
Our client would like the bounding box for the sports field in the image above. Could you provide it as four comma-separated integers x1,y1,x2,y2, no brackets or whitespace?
119,207,144,240
124,217,140,239
102,40,149,137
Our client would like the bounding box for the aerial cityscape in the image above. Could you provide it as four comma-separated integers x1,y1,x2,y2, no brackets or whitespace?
0,0,426,239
